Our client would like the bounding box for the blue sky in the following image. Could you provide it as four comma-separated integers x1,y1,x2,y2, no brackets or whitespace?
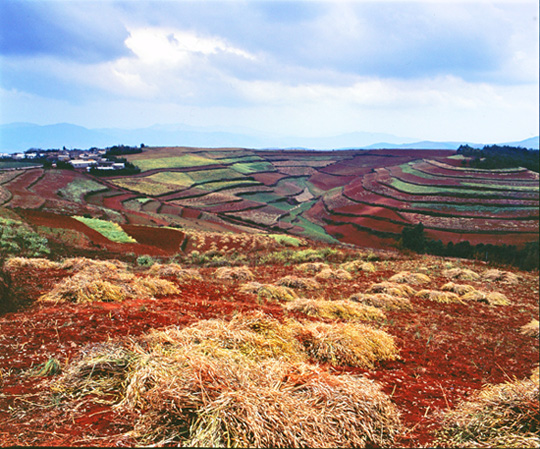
0,0,538,143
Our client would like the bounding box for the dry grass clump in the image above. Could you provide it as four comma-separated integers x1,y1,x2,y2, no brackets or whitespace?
461,290,511,306
147,263,202,282
215,266,254,281
442,267,480,281
482,268,520,284
435,375,539,448
4,257,61,271
441,282,477,296
295,262,330,274
295,321,399,369
314,268,353,281
366,281,416,298
239,282,298,302
60,257,128,273
520,319,539,338
415,289,462,304
284,298,385,322
349,293,413,311
388,271,431,285
39,266,178,304
277,275,320,290
340,260,376,273
53,313,402,447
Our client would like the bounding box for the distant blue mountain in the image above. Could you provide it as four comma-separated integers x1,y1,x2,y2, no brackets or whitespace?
0,122,537,152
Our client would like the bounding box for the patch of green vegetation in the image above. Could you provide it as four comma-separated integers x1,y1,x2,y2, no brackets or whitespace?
259,247,344,265
400,163,438,179
58,179,106,203
461,181,539,192
267,234,303,247
0,217,50,256
231,161,276,174
294,216,339,244
111,172,194,196
133,155,220,171
389,178,519,197
74,216,136,243
0,161,41,169
414,202,539,213
239,192,284,204
199,179,261,192
188,168,246,184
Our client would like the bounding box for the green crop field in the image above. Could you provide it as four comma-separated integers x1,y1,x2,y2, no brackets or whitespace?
111,172,194,196
74,216,136,243
231,161,276,174
58,179,106,203
133,154,220,171
389,178,519,197
0,161,41,169
462,181,539,192
199,179,261,192
400,163,439,179
188,168,246,184
415,202,540,214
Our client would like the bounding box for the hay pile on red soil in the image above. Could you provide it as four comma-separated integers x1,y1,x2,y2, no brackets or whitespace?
435,372,539,448
38,258,179,303
239,282,298,302
349,292,413,311
277,275,320,290
389,271,431,285
214,266,254,281
147,263,202,282
50,312,402,447
284,298,386,322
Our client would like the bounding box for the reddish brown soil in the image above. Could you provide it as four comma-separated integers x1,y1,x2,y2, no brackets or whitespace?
121,224,185,255
1,257,535,447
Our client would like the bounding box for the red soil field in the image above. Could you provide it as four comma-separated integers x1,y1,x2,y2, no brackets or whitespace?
251,171,288,186
324,223,401,248
121,224,185,254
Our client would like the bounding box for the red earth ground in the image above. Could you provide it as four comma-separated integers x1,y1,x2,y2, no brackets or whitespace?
1,252,537,447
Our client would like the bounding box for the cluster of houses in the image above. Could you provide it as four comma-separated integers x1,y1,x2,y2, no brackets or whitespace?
1,148,125,171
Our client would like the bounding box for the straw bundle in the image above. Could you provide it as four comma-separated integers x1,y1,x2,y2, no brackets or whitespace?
295,262,330,274
215,266,254,281
367,281,416,298
284,298,385,322
442,268,480,281
277,276,320,290
294,321,399,369
185,361,402,448
4,257,61,271
315,268,353,281
441,282,477,296
520,319,539,338
60,257,128,273
415,289,463,304
482,269,520,284
389,271,431,285
349,293,413,311
340,260,376,273
52,312,402,447
147,263,202,282
239,282,298,302
461,290,511,306
39,266,178,303
435,375,539,448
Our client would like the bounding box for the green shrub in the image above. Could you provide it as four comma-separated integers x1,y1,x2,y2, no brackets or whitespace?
0,217,50,257
137,255,155,267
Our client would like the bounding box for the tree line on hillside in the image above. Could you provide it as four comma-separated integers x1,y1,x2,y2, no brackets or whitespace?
400,223,539,270
457,144,539,173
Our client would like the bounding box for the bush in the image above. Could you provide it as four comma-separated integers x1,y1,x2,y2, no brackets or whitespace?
137,255,155,267
0,217,50,257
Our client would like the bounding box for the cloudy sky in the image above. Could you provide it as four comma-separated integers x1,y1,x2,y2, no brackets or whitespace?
0,0,538,143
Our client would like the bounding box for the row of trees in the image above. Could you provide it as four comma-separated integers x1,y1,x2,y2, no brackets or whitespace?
400,223,539,270
457,144,539,173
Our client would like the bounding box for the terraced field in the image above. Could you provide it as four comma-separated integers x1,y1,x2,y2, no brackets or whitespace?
0,147,537,252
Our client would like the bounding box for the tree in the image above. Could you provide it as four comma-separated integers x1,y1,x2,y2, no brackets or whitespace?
401,222,426,253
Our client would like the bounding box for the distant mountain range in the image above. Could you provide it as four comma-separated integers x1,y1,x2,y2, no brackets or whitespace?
0,122,538,152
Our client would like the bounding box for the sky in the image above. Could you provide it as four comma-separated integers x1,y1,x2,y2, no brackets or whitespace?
0,0,538,144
